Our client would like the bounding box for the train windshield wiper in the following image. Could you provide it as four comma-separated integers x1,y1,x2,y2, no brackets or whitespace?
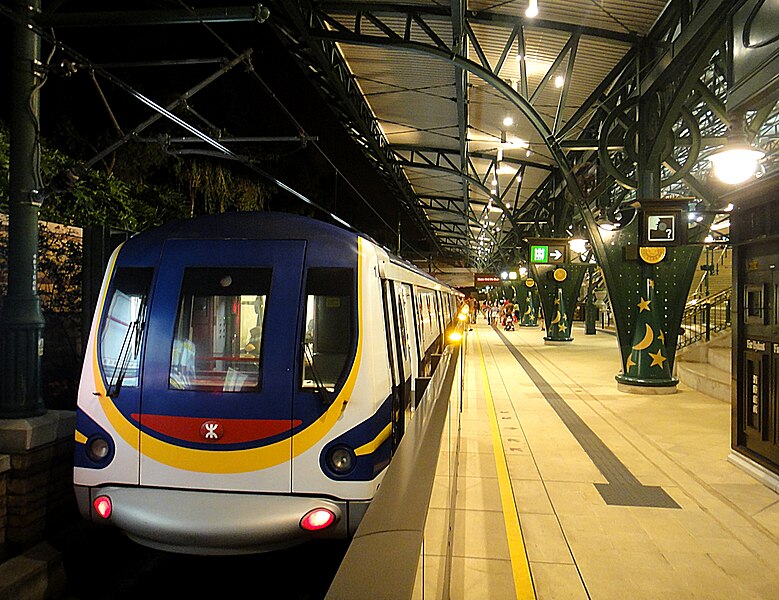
302,342,332,406
107,295,147,398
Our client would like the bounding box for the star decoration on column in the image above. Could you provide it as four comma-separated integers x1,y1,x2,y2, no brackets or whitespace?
637,297,651,312
649,349,667,368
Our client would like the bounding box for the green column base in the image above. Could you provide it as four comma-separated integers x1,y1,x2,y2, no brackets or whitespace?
544,337,573,344
615,373,678,394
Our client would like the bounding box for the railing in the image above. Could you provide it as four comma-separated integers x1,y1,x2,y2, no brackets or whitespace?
678,288,731,350
689,246,730,301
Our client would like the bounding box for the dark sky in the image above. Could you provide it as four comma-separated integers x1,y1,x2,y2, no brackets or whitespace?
0,2,430,255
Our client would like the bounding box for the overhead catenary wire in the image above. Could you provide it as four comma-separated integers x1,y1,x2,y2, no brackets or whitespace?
0,5,367,237
171,0,425,258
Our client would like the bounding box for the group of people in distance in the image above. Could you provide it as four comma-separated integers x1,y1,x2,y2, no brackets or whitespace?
465,297,520,331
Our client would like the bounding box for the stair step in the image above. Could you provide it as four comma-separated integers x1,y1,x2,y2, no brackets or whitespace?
708,346,732,373
677,360,731,402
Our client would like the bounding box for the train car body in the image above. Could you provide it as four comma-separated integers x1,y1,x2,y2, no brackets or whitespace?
74,212,460,555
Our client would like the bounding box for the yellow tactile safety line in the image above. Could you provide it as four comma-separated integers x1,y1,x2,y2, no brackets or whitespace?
475,330,536,599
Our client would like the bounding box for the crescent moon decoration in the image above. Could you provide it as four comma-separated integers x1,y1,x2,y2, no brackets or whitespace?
551,310,561,324
632,323,655,351
524,306,531,315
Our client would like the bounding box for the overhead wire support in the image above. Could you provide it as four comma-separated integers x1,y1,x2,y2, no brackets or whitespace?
0,7,359,234
171,0,429,260
82,49,253,170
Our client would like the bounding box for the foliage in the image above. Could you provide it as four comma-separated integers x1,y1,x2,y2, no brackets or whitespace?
174,158,272,216
0,120,277,409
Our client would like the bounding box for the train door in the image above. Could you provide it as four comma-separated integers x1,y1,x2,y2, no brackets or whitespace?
381,281,402,447
137,239,306,492
382,281,413,449
397,283,420,406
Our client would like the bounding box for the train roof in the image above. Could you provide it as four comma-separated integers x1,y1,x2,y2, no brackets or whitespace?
134,211,358,243
122,211,459,293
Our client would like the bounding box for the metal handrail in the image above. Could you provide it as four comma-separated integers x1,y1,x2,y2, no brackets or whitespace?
690,246,730,301
678,288,731,350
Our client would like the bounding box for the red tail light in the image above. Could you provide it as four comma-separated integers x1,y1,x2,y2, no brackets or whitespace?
93,495,112,519
300,508,335,531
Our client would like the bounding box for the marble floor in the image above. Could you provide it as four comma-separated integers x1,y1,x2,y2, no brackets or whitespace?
420,320,779,599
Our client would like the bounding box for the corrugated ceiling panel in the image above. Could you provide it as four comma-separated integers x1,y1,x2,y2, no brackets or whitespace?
318,1,668,265
336,43,459,149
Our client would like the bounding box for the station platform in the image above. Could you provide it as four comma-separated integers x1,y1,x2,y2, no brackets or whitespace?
423,320,779,599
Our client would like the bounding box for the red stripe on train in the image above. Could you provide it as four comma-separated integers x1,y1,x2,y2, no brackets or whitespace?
131,414,302,444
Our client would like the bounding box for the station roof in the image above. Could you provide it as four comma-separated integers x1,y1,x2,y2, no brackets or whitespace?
2,1,776,276
285,0,662,258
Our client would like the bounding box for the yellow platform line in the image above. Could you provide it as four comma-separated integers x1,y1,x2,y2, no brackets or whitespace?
476,330,536,599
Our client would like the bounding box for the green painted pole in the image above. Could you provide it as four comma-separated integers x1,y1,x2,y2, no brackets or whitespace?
585,267,596,335
0,0,46,418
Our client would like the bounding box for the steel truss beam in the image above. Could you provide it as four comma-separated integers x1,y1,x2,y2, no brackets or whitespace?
284,2,616,265
267,2,446,258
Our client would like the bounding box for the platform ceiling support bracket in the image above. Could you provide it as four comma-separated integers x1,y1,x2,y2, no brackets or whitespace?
588,0,737,389
451,0,471,257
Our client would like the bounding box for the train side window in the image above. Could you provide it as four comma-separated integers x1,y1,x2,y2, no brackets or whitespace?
397,295,409,362
301,268,354,391
170,267,271,392
99,268,153,389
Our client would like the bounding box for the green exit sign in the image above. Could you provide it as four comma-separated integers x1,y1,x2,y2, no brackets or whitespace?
530,243,566,264
530,245,548,263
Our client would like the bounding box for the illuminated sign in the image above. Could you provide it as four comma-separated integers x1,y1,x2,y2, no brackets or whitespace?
474,273,501,286
529,244,566,264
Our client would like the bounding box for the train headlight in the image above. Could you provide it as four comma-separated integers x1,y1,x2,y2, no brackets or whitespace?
87,437,111,462
326,445,356,474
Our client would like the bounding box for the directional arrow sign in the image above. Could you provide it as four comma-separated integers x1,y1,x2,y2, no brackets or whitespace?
547,243,567,264
528,239,568,264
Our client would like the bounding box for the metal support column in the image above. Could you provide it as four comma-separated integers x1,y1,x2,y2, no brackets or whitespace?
0,0,46,418
585,267,596,335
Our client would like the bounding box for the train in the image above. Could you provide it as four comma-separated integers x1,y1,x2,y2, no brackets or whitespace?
74,211,462,555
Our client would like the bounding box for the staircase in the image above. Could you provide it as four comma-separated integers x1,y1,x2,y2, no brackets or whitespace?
675,327,732,402
674,243,733,401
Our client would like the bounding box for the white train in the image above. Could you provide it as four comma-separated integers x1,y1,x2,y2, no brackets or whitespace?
74,211,462,554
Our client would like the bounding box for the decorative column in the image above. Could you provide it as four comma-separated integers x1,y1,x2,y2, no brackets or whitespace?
615,277,677,392
545,286,572,342
531,263,588,344
584,267,597,335
520,278,538,327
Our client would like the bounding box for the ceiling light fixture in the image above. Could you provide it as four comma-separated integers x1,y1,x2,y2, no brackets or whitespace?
526,0,538,18
709,115,765,185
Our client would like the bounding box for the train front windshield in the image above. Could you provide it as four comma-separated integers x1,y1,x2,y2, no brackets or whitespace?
99,268,153,391
170,267,271,393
